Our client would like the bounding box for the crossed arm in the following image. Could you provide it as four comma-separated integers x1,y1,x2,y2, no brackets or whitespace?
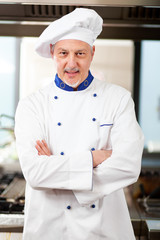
35,140,112,168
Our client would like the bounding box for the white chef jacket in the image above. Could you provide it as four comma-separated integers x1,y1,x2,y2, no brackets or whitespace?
15,73,144,240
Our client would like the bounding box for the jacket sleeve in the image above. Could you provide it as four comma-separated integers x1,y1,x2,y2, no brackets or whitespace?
73,93,144,205
15,98,93,191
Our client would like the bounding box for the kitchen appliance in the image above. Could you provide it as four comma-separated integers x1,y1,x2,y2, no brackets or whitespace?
0,1,160,40
0,172,25,215
131,154,160,239
0,170,24,232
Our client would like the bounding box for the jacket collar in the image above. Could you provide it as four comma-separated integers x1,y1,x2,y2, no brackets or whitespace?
54,71,94,91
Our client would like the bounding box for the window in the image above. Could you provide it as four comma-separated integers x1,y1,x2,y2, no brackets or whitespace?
139,40,160,152
0,37,19,162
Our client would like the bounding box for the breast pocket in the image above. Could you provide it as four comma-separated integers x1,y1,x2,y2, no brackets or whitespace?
98,120,113,150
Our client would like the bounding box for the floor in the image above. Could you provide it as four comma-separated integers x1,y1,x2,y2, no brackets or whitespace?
0,233,22,240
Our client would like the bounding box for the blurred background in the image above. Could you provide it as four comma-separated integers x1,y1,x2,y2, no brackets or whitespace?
0,1,160,239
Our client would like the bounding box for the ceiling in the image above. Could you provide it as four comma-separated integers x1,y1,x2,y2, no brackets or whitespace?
0,1,160,40
0,0,160,6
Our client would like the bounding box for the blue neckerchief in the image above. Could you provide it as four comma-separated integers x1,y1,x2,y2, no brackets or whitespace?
54,71,94,91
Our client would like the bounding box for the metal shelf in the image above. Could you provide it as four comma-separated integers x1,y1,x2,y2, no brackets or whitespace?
0,0,160,7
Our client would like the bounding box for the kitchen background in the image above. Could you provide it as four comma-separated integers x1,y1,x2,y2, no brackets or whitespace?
0,1,160,240
0,37,134,162
1,37,160,161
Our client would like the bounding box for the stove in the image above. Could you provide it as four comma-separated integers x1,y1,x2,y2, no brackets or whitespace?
132,155,160,239
0,172,25,215
135,158,160,220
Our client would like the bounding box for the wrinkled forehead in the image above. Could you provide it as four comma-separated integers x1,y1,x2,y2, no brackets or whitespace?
53,39,93,52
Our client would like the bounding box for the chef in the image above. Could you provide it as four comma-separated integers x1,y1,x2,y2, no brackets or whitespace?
15,8,144,240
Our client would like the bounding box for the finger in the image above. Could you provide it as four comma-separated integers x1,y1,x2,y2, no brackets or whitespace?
42,139,48,147
36,140,43,149
41,140,51,156
36,143,46,155
36,140,51,156
35,144,46,155
42,140,52,156
36,141,45,153
41,140,51,155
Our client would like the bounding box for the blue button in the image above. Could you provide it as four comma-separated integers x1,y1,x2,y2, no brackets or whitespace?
57,122,62,126
60,152,64,155
93,93,97,97
67,205,71,210
84,80,88,86
60,82,65,89
92,118,96,121
54,96,58,99
91,148,95,151
91,204,96,208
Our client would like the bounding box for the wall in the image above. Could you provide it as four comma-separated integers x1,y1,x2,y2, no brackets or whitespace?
19,38,134,98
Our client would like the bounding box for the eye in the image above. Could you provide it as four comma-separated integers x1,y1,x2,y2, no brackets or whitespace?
76,52,85,56
59,51,67,56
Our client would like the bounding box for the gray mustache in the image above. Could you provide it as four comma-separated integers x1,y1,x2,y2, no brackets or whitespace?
64,68,79,72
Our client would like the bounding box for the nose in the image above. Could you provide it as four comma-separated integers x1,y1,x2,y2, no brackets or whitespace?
67,53,77,68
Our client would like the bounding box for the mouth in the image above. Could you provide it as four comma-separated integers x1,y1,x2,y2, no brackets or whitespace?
64,68,80,77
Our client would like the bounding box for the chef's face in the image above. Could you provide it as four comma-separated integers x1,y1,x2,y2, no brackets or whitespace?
50,39,95,88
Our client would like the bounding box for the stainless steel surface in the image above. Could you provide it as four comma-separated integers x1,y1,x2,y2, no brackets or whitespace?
131,155,160,239
125,188,148,238
0,0,160,7
0,6,160,39
146,220,160,240
0,165,24,233
1,177,25,200
0,171,25,215
0,214,24,232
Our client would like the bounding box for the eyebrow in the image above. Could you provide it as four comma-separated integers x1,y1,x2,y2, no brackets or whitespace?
76,49,87,52
56,48,87,52
57,48,67,51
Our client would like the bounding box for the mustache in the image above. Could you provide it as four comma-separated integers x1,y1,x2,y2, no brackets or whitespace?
64,67,79,73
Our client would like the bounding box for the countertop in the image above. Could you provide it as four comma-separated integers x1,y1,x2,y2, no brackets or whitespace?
0,161,160,239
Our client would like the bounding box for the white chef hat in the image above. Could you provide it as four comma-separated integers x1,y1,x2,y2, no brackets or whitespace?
35,8,103,58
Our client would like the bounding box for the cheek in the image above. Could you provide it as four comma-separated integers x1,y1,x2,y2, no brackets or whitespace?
54,58,64,71
81,59,92,70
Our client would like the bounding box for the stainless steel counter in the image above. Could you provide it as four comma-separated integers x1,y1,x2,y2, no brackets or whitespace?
0,214,23,232
146,220,160,240
0,162,159,239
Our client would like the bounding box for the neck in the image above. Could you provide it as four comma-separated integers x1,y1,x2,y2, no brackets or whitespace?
54,71,94,92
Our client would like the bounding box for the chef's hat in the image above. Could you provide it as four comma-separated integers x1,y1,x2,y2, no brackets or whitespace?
35,8,103,58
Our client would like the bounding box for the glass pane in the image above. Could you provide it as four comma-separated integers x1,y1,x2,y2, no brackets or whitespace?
0,37,16,115
139,40,160,152
0,37,17,161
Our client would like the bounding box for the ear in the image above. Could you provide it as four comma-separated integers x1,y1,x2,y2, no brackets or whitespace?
91,45,95,61
50,44,54,58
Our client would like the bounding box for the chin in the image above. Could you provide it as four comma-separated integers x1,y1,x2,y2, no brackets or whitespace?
64,79,81,88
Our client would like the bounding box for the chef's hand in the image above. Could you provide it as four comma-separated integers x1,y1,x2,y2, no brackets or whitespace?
92,150,112,168
35,140,112,167
35,140,51,156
